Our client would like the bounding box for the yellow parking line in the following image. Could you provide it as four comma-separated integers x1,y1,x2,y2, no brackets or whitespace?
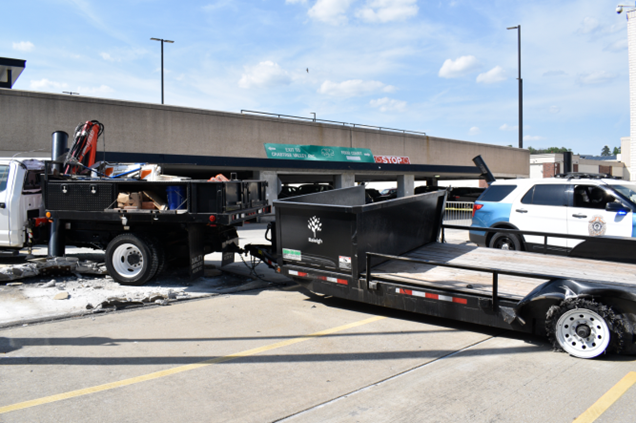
0,315,386,415
573,371,636,423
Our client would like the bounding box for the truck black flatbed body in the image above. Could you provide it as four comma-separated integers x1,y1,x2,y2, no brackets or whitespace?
41,168,269,284
44,176,269,225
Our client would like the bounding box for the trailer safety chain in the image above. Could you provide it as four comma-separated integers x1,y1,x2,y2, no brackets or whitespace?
239,252,285,286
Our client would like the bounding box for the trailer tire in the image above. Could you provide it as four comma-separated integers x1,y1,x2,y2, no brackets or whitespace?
545,299,625,359
106,234,159,285
489,232,521,251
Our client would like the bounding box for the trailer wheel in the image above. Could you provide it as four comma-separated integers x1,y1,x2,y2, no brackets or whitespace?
106,234,159,285
546,299,625,359
489,232,521,251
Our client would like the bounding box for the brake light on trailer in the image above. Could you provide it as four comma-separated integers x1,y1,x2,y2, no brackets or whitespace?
472,203,483,218
209,215,216,223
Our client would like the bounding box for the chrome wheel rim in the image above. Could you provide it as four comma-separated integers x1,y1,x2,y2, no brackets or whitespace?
556,308,610,358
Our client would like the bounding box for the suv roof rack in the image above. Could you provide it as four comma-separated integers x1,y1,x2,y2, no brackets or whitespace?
554,172,618,180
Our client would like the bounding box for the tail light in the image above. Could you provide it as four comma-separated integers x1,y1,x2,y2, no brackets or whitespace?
472,203,483,218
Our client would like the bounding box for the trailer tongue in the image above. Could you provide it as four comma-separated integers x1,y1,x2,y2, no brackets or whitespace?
248,186,636,359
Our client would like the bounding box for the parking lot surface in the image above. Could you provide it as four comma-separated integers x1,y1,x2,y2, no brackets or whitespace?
1,283,635,423
1,225,635,422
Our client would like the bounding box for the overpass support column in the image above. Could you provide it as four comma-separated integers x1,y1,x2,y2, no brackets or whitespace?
335,172,356,189
254,171,280,209
397,174,414,197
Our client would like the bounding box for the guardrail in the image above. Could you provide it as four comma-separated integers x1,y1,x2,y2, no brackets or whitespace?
443,201,473,226
240,109,427,136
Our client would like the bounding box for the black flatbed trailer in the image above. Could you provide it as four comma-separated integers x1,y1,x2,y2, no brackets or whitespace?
43,167,269,285
249,186,636,359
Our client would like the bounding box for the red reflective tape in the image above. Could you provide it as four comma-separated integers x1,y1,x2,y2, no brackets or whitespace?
298,272,308,277
424,293,438,300
317,276,327,281
336,279,348,285
453,297,468,304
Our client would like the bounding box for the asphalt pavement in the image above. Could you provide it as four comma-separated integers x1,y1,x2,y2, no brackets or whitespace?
1,224,635,422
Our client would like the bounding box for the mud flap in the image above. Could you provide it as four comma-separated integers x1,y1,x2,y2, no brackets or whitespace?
221,249,235,267
187,223,204,279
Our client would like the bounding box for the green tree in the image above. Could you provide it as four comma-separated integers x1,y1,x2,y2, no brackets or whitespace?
527,146,573,154
613,146,621,155
601,145,611,156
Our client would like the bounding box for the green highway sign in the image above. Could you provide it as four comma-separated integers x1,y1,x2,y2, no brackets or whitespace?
264,143,375,163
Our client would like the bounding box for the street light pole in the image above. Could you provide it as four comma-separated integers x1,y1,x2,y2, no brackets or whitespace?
150,38,174,104
507,25,523,149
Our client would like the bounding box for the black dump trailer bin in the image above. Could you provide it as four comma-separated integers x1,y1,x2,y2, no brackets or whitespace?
274,186,447,286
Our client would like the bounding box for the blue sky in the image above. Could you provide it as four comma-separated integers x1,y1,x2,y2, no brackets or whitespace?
2,0,631,155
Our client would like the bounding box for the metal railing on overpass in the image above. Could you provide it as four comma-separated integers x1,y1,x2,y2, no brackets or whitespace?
240,109,427,137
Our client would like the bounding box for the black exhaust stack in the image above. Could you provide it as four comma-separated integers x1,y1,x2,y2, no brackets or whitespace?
472,155,496,185
49,131,68,257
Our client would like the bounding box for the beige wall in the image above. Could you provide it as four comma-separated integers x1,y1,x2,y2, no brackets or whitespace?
0,89,529,178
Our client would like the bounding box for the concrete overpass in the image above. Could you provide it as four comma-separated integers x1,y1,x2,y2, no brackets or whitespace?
0,88,529,202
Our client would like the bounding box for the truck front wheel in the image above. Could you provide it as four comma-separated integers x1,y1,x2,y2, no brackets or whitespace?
106,234,158,285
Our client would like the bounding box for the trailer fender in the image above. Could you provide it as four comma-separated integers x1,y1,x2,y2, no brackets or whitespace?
515,279,636,340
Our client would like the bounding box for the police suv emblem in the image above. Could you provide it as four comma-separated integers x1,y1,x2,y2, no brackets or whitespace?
588,215,607,236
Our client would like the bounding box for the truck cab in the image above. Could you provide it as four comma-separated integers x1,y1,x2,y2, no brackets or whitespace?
0,159,46,249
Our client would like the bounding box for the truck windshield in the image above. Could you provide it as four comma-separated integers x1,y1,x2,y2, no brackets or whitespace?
0,165,8,193
611,184,636,205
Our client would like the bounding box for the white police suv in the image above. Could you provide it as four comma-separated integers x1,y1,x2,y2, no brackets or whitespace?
469,174,636,254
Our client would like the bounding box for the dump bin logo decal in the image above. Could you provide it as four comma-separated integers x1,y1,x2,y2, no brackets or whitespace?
308,216,324,244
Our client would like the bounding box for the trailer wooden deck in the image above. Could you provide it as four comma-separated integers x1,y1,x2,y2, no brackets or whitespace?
370,242,636,300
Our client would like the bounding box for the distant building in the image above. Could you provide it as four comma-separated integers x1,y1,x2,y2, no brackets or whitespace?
529,153,628,179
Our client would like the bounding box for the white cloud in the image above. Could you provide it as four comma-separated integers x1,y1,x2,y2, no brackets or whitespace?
202,1,234,12
100,52,120,62
604,39,628,52
469,126,480,136
438,55,480,79
578,17,599,34
319,79,395,97
549,106,560,114
524,135,546,141
356,0,418,23
543,70,566,77
370,97,406,112
238,61,291,89
12,41,34,52
77,85,114,95
30,79,68,91
308,0,355,25
577,71,617,85
476,66,506,84
500,124,518,131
